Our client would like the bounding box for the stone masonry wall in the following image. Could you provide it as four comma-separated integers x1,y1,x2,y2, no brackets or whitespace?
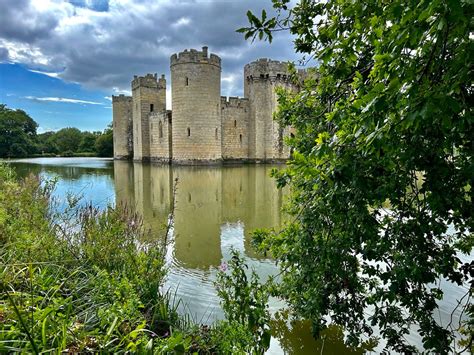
244,59,296,161
112,95,133,159
171,47,222,163
132,73,166,161
112,47,308,164
221,96,250,160
149,110,172,162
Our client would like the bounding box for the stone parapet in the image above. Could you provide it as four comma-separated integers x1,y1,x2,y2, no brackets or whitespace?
132,73,166,90
170,47,221,68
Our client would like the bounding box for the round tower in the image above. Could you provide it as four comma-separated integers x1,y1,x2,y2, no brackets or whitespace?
244,59,294,161
170,46,222,163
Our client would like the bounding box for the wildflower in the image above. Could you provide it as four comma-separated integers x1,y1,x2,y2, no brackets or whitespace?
219,261,228,272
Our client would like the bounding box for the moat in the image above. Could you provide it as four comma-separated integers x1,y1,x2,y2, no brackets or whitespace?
9,158,469,354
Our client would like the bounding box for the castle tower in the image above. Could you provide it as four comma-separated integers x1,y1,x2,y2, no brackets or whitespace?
244,59,295,161
170,47,222,163
112,94,133,159
131,73,166,161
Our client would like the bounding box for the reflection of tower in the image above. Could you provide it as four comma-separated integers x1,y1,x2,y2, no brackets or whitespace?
244,165,284,258
113,160,135,207
221,166,251,222
172,166,223,269
132,74,166,161
132,162,153,222
244,59,295,161
148,164,173,235
170,47,222,163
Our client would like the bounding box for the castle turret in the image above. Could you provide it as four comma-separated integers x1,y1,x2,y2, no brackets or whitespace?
244,59,295,161
170,47,222,163
112,94,133,159
132,73,166,161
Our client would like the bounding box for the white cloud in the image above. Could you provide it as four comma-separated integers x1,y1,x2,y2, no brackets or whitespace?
1,0,301,95
28,69,61,78
25,96,104,105
172,17,191,28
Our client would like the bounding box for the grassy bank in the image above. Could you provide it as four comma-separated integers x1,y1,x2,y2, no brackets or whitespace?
0,164,269,353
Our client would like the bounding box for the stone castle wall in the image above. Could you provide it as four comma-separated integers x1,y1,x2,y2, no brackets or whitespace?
171,47,222,163
149,110,172,162
221,96,250,160
244,59,297,161
132,73,166,161
112,94,133,159
113,47,304,164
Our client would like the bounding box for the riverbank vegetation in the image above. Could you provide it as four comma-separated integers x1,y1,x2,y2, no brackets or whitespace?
0,104,113,158
0,164,271,353
241,0,473,353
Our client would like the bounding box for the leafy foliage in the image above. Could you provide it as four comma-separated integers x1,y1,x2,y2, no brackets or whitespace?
94,125,113,157
0,104,38,158
0,164,220,353
0,104,114,158
242,0,473,353
215,250,272,354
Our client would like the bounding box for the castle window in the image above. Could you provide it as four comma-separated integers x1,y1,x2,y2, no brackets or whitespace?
187,127,191,137
159,121,163,138
239,134,242,144
185,77,189,86
150,104,154,112
234,120,237,128
215,128,218,140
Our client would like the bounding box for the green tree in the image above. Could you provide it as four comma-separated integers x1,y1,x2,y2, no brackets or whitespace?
0,104,38,158
51,127,83,154
242,0,473,353
79,131,100,153
37,131,58,154
95,125,113,157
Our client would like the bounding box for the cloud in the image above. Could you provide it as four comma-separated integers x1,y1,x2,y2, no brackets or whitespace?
0,46,8,62
0,0,303,96
24,96,104,105
28,69,61,78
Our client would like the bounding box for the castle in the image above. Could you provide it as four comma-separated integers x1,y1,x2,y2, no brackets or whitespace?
112,46,301,164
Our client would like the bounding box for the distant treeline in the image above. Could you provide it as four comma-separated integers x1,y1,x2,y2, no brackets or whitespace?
0,104,113,158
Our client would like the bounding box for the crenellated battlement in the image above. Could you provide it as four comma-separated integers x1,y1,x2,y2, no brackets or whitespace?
114,45,313,163
112,94,132,103
170,46,221,68
244,58,291,82
132,73,166,90
220,96,249,109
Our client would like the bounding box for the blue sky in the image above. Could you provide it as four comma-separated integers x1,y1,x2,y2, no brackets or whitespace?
0,63,112,132
0,0,301,133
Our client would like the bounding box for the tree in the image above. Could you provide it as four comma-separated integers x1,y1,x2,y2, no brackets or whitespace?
95,125,113,157
37,131,58,154
0,104,38,158
242,0,473,353
79,131,100,153
51,127,83,154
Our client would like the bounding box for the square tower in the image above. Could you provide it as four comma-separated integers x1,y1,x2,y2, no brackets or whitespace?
131,73,166,161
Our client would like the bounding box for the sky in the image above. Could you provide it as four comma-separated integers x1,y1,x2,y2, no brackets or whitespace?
0,0,301,132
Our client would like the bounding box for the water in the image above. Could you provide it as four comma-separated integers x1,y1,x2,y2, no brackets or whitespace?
7,158,470,354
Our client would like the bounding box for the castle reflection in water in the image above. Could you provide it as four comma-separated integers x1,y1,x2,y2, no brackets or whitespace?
114,161,286,270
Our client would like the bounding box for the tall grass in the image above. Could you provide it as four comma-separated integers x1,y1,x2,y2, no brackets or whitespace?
0,163,277,354
0,164,210,353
